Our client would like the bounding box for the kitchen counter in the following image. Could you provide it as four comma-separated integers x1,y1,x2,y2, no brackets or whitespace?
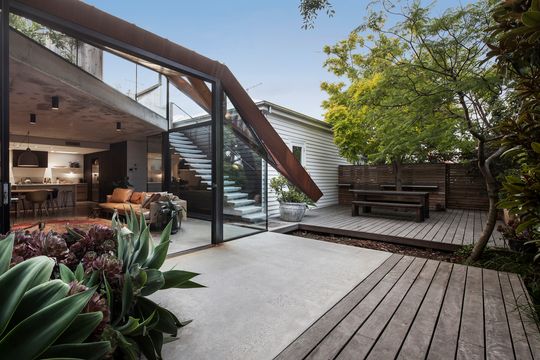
12,183,88,206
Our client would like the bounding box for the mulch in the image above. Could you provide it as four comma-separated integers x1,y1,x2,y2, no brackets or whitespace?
290,230,464,263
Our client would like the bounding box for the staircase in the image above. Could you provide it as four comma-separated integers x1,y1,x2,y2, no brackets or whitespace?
169,132,266,223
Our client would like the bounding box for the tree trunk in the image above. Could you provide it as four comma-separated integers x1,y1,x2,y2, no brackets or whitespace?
392,159,403,191
467,142,505,263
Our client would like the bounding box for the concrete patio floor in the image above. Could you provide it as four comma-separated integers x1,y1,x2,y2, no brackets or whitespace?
152,232,391,360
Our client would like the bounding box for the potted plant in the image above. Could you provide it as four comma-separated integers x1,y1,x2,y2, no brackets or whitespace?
270,175,315,222
158,199,182,234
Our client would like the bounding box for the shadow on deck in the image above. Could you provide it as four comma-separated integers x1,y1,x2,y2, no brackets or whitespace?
270,205,505,251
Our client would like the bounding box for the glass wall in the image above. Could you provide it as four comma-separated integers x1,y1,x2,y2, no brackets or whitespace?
222,96,267,240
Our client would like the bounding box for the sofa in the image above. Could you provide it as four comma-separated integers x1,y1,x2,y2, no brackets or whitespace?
98,188,187,225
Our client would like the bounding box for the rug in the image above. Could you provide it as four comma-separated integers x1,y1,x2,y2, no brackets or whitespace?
11,217,112,233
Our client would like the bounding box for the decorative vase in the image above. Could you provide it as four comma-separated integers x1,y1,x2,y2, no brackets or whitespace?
279,202,307,222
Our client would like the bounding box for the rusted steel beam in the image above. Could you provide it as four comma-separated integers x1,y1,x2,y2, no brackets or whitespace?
14,0,323,201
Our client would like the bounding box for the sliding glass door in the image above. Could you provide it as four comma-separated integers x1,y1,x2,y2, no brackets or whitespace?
0,1,10,233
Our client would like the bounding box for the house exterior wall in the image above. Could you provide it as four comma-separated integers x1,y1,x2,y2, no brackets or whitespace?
262,104,349,217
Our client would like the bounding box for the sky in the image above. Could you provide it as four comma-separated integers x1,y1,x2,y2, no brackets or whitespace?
84,0,459,119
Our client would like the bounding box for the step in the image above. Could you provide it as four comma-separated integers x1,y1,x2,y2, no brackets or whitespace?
185,158,212,164
177,148,203,155
224,192,249,200
226,199,255,207
223,205,262,216
172,143,198,150
169,139,193,146
182,154,208,159
189,163,212,170
241,212,267,222
196,169,212,175
224,180,236,186
224,186,242,193
169,133,189,140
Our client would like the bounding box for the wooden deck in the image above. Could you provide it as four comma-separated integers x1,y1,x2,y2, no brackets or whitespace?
276,254,540,360
289,206,505,251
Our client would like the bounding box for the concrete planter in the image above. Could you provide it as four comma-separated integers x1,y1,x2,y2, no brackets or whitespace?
279,202,307,222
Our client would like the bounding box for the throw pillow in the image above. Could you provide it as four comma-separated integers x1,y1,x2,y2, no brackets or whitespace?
130,192,146,205
142,193,161,209
110,188,134,203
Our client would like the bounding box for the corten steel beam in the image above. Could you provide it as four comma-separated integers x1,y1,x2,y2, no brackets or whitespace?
12,0,323,201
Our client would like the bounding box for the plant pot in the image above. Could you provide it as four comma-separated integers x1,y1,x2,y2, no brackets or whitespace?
279,202,307,222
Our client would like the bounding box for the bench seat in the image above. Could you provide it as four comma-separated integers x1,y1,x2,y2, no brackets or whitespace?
352,200,425,222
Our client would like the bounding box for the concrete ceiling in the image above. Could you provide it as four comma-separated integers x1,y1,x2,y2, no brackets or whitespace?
9,30,167,145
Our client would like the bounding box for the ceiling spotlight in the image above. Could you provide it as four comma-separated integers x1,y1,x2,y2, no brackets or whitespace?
52,96,59,110
116,122,122,132
30,113,36,124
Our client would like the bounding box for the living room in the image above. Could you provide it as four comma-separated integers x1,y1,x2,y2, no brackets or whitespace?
7,15,214,253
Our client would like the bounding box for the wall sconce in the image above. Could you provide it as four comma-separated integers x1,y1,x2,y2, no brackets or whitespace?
116,122,122,131
30,113,36,125
52,96,59,110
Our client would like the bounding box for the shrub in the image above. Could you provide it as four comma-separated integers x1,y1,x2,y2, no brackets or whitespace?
270,175,315,205
0,234,111,359
7,211,203,359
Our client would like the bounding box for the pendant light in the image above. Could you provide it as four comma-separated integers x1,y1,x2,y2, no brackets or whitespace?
17,131,39,167
51,96,59,110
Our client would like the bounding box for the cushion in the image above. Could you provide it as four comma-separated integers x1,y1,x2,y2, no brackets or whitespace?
142,193,161,209
109,188,134,203
130,192,146,205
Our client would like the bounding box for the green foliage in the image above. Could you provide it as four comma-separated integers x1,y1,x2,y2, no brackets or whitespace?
299,0,334,28
0,234,111,360
320,2,503,168
489,0,540,259
270,175,315,205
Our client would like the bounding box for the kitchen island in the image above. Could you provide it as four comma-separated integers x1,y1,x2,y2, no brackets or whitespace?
11,183,87,207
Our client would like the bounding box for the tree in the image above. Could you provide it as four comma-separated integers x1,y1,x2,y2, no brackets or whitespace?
488,0,540,259
299,0,334,28
322,32,473,189
321,0,508,260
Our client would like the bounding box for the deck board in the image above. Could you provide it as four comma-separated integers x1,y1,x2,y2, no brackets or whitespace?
291,206,505,251
275,256,540,360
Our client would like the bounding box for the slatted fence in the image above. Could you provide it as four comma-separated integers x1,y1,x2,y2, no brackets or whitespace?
338,163,488,210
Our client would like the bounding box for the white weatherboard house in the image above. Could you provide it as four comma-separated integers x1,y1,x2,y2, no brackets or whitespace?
257,101,350,217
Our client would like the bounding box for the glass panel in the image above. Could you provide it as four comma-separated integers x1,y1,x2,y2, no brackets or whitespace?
292,145,303,164
147,133,163,192
222,96,268,241
169,124,212,219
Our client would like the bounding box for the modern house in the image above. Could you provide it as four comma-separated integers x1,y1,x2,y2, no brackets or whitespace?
0,0,323,253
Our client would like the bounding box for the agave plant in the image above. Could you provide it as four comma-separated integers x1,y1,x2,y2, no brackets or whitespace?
58,209,203,359
0,233,111,359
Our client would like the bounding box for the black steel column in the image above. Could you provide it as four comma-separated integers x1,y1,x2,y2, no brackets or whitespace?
0,0,10,233
211,81,224,244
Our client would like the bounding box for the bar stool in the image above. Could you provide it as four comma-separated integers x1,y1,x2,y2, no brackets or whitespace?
25,190,49,217
47,188,60,212
60,189,74,208
10,197,22,218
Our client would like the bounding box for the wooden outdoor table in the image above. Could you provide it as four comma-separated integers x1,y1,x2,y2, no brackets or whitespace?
379,184,439,191
349,189,430,219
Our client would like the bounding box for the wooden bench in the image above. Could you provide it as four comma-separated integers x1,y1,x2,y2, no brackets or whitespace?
352,200,425,222
380,184,438,191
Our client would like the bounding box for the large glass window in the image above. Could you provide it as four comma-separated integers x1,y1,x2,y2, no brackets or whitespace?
222,97,268,241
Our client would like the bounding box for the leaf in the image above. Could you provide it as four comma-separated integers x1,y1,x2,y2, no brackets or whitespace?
144,221,172,270
531,142,540,153
59,263,76,284
0,287,97,359
161,270,201,289
117,272,133,325
55,312,103,344
7,280,69,330
116,316,140,335
74,263,84,282
85,270,100,287
140,269,165,296
41,341,111,360
522,11,540,27
133,334,158,360
0,234,14,276
0,256,54,335
132,226,151,266
175,280,206,289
